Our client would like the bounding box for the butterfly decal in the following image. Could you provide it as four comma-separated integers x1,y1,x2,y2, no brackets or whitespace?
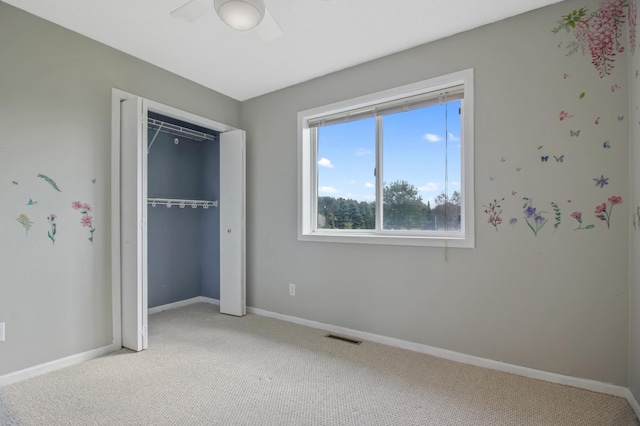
489,176,496,181
567,200,572,203
603,141,611,149
26,198,38,206
515,167,522,172
537,146,543,150
618,116,625,121
91,178,97,184
553,155,564,163
611,84,621,92
563,73,570,79
541,156,549,162
500,157,506,162
559,111,573,121
595,117,600,125
511,191,517,196
11,181,18,185
570,130,581,137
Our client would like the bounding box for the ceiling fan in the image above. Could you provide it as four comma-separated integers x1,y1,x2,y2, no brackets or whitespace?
170,0,283,42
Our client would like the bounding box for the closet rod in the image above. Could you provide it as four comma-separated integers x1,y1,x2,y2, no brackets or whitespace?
147,198,218,209
147,118,217,143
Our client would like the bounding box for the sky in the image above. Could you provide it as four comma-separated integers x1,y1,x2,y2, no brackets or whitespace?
317,100,462,206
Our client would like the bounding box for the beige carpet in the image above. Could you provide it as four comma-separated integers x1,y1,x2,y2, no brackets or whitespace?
0,303,638,425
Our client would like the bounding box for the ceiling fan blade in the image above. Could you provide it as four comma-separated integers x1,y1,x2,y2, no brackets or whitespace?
255,8,283,42
170,0,212,22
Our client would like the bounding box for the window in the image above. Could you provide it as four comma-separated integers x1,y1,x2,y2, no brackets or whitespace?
298,69,474,248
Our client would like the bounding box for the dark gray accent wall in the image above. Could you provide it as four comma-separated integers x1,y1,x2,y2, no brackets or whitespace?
147,119,220,308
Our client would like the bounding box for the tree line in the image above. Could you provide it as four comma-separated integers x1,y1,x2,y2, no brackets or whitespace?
318,180,461,230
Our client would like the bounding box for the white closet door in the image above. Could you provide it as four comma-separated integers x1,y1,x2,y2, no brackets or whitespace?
219,129,246,316
120,97,148,351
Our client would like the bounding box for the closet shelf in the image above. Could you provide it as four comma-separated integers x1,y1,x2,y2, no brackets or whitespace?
147,198,218,209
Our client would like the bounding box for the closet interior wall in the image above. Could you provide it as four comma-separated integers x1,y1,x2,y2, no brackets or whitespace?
147,112,221,308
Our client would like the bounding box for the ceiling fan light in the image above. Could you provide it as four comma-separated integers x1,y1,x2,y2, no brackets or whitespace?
214,0,265,31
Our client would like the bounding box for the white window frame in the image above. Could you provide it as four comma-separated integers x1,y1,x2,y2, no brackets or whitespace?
297,69,474,248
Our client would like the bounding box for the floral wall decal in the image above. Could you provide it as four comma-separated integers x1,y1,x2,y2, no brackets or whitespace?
571,211,595,230
593,174,610,188
72,201,95,243
483,198,504,232
553,1,633,77
595,195,623,228
551,201,562,231
16,214,33,236
47,214,57,245
37,173,62,192
634,205,640,230
523,197,548,236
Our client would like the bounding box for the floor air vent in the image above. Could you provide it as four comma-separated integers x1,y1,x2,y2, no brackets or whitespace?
325,334,362,345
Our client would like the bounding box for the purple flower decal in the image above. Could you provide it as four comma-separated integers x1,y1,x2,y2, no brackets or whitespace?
593,175,609,188
522,197,548,236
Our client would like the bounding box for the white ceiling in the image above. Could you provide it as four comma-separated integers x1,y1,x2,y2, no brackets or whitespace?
4,0,564,101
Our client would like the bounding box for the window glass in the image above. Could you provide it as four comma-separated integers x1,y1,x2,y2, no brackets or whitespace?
317,118,376,230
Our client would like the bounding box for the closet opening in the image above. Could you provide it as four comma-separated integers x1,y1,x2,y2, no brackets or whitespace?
146,112,222,310
113,89,246,352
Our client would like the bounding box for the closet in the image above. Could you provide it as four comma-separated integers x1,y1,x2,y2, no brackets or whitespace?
146,112,221,308
117,95,245,352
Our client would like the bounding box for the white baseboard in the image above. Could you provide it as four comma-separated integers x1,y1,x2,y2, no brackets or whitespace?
148,296,219,315
247,306,631,401
0,343,118,387
625,388,640,419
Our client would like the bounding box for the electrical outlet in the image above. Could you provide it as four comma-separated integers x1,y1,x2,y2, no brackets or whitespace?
0,322,5,342
289,283,296,296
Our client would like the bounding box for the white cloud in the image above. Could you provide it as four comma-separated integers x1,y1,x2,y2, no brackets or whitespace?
364,182,375,188
423,133,441,142
318,157,334,168
418,182,439,192
355,148,372,156
349,180,356,184
319,186,339,194
447,133,461,143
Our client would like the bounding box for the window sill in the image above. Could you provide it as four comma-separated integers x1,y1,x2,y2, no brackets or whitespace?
298,231,474,248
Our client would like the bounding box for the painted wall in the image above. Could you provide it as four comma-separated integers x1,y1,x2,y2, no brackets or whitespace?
0,3,240,376
628,0,640,401
241,0,631,385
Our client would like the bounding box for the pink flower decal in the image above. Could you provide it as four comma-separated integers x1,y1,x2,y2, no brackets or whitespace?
483,198,504,232
553,1,632,77
570,211,594,230
595,196,622,228
608,195,623,205
72,201,95,243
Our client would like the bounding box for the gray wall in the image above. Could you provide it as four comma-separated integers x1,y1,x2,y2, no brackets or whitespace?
628,5,640,401
0,3,239,376
241,0,630,385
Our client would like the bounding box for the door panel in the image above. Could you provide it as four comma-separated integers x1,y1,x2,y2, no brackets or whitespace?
219,130,246,316
120,98,148,351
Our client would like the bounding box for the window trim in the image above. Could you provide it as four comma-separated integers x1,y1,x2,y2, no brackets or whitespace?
297,69,474,248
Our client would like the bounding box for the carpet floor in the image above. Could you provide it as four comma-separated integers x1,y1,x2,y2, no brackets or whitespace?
0,302,638,425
